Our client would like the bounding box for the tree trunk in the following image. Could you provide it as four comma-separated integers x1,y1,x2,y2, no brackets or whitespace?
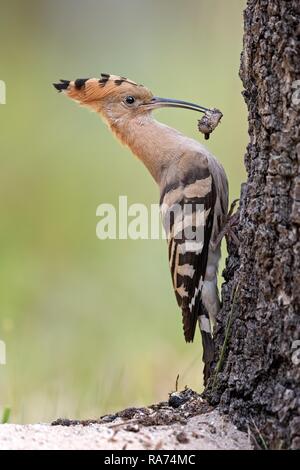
205,0,300,450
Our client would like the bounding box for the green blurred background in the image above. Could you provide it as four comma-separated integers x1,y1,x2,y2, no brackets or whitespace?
0,0,247,423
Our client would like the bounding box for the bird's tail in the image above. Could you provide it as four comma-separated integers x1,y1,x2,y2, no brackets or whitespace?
198,309,215,386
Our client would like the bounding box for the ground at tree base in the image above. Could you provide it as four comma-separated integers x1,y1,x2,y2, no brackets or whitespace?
0,389,252,450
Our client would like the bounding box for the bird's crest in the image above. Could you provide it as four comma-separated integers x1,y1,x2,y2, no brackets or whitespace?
53,74,144,105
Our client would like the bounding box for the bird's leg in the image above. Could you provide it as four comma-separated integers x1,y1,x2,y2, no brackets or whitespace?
224,198,240,247
227,198,240,219
210,199,240,251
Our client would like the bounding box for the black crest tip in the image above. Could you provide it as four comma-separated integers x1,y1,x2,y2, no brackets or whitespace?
74,78,89,89
53,80,70,92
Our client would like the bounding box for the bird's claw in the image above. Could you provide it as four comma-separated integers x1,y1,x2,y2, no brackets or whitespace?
210,199,240,250
227,198,240,218
224,201,240,247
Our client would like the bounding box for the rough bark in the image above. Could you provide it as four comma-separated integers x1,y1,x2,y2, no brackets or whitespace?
205,0,300,450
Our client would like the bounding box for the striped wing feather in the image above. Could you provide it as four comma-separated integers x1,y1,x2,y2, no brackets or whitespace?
161,163,216,342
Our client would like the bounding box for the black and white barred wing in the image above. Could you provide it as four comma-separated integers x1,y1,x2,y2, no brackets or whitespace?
160,167,216,343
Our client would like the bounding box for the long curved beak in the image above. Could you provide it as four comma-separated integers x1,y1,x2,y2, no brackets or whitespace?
147,96,210,114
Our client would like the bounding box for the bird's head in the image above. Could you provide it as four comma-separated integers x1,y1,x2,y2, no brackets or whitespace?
53,74,210,126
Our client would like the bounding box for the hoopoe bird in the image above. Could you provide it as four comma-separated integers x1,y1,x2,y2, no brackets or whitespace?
53,74,228,384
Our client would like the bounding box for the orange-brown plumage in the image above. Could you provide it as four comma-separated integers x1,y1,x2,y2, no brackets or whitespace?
55,74,152,112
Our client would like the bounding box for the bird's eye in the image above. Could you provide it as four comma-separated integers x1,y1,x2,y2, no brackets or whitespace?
125,95,135,105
